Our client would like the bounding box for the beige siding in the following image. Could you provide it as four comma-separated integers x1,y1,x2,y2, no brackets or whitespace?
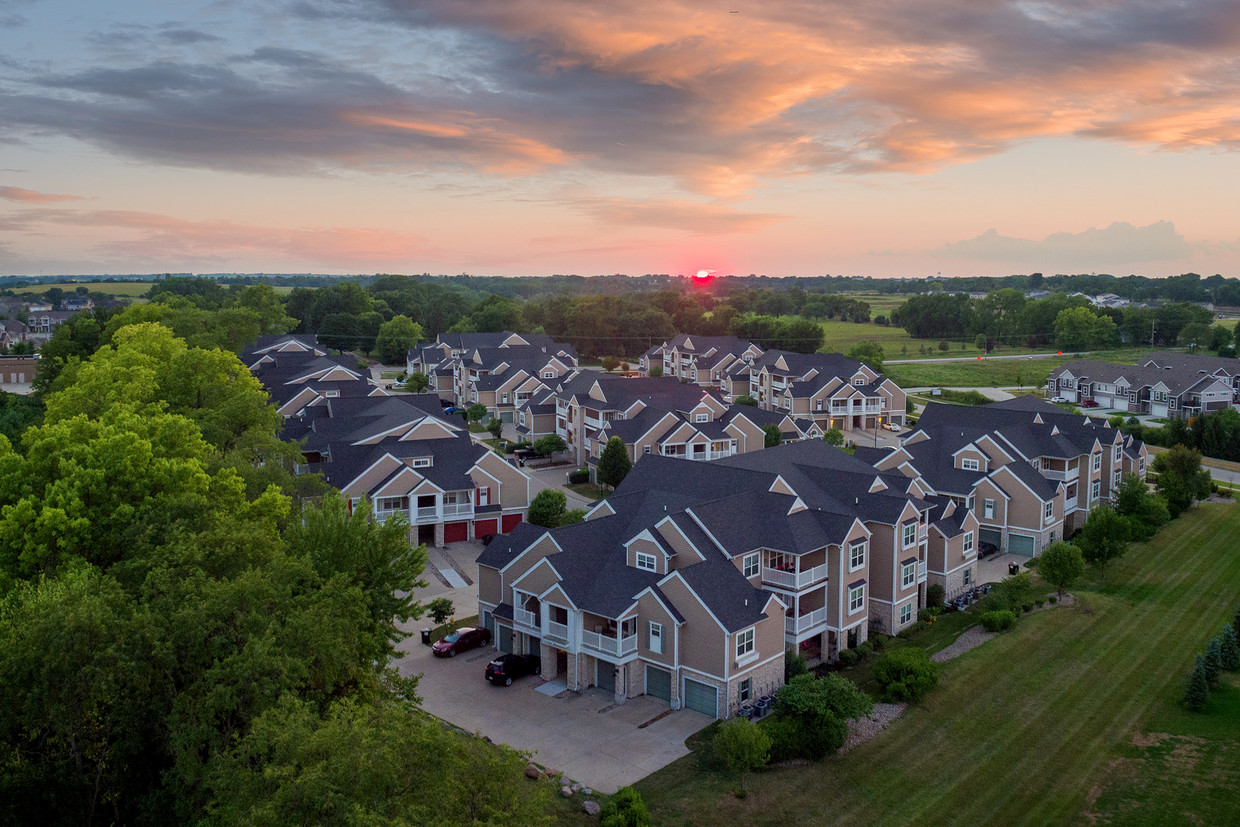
635,593,676,667
500,535,558,593
974,479,1009,525
474,453,531,508
659,577,726,678
754,600,786,661
340,456,406,498
540,583,575,610
512,558,559,596
626,538,666,573
478,566,502,605
866,522,896,602
956,448,988,470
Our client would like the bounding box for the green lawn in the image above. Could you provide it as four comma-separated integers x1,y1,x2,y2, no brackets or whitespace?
636,503,1240,825
10,280,153,297
565,482,610,501
886,347,1158,388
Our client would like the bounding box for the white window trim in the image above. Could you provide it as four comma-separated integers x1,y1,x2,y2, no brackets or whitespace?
648,622,663,654
963,531,974,555
899,603,913,625
735,627,757,665
901,562,915,589
742,552,759,578
635,552,657,572
902,522,917,549
848,585,865,615
849,540,866,571
983,498,996,519
961,458,979,471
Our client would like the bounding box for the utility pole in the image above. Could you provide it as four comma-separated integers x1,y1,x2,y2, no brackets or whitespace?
1151,317,1156,347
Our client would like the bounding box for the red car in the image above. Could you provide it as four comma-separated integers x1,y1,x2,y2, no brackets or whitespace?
1082,399,1100,408
432,626,492,657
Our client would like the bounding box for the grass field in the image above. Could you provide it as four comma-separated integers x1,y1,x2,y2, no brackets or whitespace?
636,503,1240,826
885,347,1157,388
8,280,153,296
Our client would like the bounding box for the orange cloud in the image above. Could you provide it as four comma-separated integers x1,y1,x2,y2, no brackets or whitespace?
0,186,85,203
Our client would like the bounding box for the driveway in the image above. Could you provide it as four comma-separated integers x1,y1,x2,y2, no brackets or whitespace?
392,623,712,793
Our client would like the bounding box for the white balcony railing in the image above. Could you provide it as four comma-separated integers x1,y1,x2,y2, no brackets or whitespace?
514,608,539,629
707,450,732,460
545,620,570,644
1064,496,1079,510
785,606,830,635
763,563,829,590
374,509,405,523
581,630,638,657
442,503,474,518
414,506,439,522
917,561,927,580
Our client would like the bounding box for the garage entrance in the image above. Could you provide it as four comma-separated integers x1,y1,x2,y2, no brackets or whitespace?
646,665,671,701
596,661,616,693
1008,533,1036,557
979,527,1002,549
498,626,513,654
444,521,467,543
502,514,523,533
683,678,717,717
417,524,435,547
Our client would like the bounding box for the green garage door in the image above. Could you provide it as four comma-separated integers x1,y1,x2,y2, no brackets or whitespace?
498,626,513,654
979,528,1002,548
1008,533,1036,557
646,666,671,701
683,678,718,717
596,662,616,693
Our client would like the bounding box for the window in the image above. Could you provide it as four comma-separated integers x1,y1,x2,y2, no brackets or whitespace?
322,389,339,398
411,457,432,468
963,531,974,555
635,552,657,572
376,496,407,512
738,677,752,704
477,487,490,506
1114,470,1121,488
1092,452,1101,471
963,567,973,585
816,399,823,411
854,377,865,385
902,522,917,548
901,562,915,588
849,540,866,570
983,498,995,519
848,584,865,614
543,370,555,378
736,628,755,659
961,457,979,471
899,603,913,625
642,445,651,454
1114,445,1122,462
1044,501,1053,521
648,622,663,654
501,392,509,404
742,553,760,578
1091,479,1101,501
695,413,708,423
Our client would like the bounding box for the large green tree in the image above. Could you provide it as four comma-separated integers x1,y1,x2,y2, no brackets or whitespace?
1075,506,1129,583
373,315,424,364
597,436,632,489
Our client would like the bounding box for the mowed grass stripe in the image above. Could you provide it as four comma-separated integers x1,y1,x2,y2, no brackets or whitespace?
638,505,1240,826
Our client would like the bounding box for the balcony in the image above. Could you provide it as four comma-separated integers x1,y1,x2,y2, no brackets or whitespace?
1064,495,1079,510
763,563,829,590
545,620,570,645
514,608,539,630
374,508,407,524
1043,466,1080,482
581,630,638,657
442,504,474,519
918,561,927,581
785,606,830,635
414,506,439,523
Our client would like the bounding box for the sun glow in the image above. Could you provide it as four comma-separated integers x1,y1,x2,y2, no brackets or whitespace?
694,269,713,279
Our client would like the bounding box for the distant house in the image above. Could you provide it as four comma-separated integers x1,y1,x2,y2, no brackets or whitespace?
1048,352,1240,420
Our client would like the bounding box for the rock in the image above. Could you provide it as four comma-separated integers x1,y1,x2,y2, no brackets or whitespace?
582,800,601,816
571,783,583,793
525,763,540,780
582,788,593,796
560,786,574,798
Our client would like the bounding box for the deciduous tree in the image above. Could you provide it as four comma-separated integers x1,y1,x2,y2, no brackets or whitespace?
1038,540,1086,595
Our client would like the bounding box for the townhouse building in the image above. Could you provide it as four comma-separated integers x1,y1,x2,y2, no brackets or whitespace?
1048,352,1240,420
641,334,764,388
246,334,534,547
407,331,578,408
454,346,578,423
476,441,945,719
864,398,1146,563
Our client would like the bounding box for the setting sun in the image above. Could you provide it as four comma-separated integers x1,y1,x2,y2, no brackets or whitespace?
694,269,713,279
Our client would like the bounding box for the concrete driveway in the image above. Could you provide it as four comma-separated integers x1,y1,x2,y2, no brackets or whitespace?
392,625,711,793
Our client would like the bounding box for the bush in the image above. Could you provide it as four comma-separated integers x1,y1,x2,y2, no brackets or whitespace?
1204,638,1223,684
785,649,808,682
599,786,653,827
568,468,590,484
979,572,1035,614
1183,657,1210,712
735,395,757,406
981,610,1016,632
712,718,771,777
926,584,945,609
856,641,874,658
1048,595,1058,605
1021,602,1034,613
838,648,860,667
874,648,939,703
1220,624,1240,672
427,597,455,625
1036,599,1046,608
870,634,888,652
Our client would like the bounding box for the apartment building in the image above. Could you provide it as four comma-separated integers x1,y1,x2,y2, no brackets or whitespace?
1049,352,1240,419
641,334,764,387
407,331,579,406
867,398,1147,557
455,346,577,422
247,334,534,547
476,441,943,718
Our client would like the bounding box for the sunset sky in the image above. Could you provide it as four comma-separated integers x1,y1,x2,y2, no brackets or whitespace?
2,1,1240,278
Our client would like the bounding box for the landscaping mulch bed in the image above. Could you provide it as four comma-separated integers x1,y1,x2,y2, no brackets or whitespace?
931,626,996,663
841,703,906,754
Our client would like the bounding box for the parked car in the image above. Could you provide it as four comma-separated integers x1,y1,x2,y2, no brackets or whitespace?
431,626,492,657
1049,396,1067,403
485,653,541,686
1081,399,1100,408
883,423,901,432
444,406,466,415
978,541,999,560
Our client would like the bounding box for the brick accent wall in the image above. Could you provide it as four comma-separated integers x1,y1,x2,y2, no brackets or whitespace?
724,657,784,718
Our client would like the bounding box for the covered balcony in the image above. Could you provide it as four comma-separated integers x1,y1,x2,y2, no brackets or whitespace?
763,549,828,590
783,586,830,641
581,613,638,658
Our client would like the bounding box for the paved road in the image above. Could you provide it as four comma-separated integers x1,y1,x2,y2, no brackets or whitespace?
887,351,1088,365
1147,444,1240,488
905,386,1016,401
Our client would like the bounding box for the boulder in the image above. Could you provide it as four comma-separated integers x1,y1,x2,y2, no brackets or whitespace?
582,788,593,796
525,764,540,780
571,783,583,793
560,786,574,798
582,800,601,816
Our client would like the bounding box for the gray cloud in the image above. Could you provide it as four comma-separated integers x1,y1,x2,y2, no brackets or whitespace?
942,221,1193,267
159,28,224,45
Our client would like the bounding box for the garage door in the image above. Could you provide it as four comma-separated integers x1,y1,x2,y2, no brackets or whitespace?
683,678,718,717
1151,403,1168,417
502,514,523,533
646,665,671,701
498,626,513,654
444,521,468,543
1008,533,1036,557
596,661,616,693
473,518,498,538
979,528,1002,548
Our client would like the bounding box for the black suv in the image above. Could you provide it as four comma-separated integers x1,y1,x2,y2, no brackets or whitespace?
485,653,541,686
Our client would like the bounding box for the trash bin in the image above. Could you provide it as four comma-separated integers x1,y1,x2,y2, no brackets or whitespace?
421,629,432,646
1008,562,1020,575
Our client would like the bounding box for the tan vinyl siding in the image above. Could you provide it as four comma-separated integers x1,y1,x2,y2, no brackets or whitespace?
956,448,987,470
635,593,676,667
341,456,406,498
754,601,786,660
512,558,559,596
500,535,559,593
627,538,665,572
659,577,726,677
866,522,896,602
478,565,502,605
973,478,1008,525
540,583,575,610
656,521,697,561
474,453,531,508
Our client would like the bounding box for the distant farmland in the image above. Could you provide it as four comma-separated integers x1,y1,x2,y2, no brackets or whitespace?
9,281,152,297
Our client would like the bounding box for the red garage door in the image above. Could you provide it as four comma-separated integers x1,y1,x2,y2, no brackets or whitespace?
444,521,468,543
473,519,498,538
501,514,523,533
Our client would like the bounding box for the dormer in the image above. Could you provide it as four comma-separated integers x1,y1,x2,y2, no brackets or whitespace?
626,531,674,574
953,444,988,473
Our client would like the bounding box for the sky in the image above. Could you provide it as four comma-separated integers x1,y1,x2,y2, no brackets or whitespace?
2,1,1240,278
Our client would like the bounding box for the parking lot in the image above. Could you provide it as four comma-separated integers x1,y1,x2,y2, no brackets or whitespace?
392,620,712,794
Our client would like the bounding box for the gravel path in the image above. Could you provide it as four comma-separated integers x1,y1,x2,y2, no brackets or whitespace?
841,703,906,754
931,625,997,663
